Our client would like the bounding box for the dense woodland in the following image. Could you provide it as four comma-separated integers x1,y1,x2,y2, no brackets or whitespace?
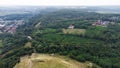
0,9,120,68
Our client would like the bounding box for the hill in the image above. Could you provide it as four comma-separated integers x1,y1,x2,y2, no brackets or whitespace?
14,53,98,68
1,9,120,68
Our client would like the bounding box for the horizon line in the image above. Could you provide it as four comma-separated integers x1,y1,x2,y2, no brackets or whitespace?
0,5,120,7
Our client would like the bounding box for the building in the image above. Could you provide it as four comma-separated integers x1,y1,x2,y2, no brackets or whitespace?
92,20,114,26
68,25,74,29
27,36,32,40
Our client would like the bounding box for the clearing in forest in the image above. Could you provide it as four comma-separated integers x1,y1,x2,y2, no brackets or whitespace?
14,53,94,68
62,29,86,35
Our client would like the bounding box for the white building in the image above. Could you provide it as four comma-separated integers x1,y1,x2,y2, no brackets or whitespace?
68,25,74,29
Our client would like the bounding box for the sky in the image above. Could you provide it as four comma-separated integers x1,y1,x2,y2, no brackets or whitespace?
0,0,120,6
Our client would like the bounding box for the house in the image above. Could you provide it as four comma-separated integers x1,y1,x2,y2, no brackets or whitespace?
27,36,32,40
92,20,101,26
68,25,74,29
92,20,114,26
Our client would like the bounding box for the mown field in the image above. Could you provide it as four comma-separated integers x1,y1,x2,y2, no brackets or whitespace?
62,29,86,35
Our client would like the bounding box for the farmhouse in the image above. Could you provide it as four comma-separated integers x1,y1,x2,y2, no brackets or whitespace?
68,25,74,29
27,36,32,40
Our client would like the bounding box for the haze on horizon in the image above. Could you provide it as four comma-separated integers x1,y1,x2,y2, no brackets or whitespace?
0,0,120,6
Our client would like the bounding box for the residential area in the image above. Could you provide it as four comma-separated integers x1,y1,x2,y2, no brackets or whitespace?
92,20,115,27
0,18,24,34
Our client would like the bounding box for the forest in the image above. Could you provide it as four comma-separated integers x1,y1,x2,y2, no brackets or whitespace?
0,9,120,68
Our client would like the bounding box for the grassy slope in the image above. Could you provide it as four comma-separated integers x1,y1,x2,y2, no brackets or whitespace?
14,53,96,68
62,29,86,35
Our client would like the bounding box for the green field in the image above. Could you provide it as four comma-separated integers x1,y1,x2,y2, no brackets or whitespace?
42,33,104,46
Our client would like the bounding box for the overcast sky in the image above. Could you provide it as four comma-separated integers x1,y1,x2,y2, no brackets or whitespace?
0,0,120,6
